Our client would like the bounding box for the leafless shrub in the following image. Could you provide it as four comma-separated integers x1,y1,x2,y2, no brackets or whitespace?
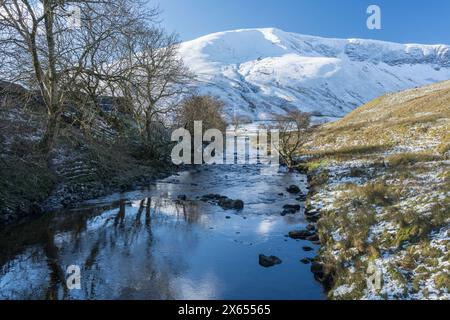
269,110,311,169
176,95,227,135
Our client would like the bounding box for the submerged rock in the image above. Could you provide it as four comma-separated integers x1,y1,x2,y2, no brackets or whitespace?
201,194,226,201
300,258,311,264
302,246,314,252
287,185,301,194
219,198,244,210
201,194,244,210
259,255,282,268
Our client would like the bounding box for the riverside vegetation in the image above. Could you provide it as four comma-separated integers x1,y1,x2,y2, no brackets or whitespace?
300,80,450,300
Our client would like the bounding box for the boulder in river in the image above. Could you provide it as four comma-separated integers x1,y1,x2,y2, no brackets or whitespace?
233,199,244,210
283,204,301,211
288,230,314,240
281,204,301,216
259,255,282,268
201,194,244,210
286,185,301,194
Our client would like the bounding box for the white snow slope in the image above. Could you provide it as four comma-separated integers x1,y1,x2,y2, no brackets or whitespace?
179,28,450,122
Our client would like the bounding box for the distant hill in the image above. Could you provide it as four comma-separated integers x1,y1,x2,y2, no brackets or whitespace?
310,80,450,153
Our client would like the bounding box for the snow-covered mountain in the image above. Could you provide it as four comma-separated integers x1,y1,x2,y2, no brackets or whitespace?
179,28,450,122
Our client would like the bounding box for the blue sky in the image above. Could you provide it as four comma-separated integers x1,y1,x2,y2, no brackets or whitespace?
157,0,450,44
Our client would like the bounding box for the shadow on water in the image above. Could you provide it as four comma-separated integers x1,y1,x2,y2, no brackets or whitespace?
0,161,326,300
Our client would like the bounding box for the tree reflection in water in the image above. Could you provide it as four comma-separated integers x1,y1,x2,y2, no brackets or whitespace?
0,196,203,299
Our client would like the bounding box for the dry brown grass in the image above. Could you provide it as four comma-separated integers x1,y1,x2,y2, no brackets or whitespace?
386,152,441,167
306,81,450,156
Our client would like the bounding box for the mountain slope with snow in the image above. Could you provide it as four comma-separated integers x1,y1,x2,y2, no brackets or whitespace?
179,28,450,121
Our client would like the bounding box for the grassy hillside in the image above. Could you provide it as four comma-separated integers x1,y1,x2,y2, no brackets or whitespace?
303,81,450,300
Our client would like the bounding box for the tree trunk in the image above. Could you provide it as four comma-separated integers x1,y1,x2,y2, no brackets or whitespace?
39,111,60,158
144,111,153,150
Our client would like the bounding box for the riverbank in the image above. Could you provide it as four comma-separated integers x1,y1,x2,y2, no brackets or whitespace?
302,81,450,299
0,88,174,227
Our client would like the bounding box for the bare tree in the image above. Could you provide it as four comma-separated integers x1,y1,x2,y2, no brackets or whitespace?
230,114,251,133
269,110,311,169
115,25,192,153
0,0,159,156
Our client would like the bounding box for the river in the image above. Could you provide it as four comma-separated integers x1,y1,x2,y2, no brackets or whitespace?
0,126,325,300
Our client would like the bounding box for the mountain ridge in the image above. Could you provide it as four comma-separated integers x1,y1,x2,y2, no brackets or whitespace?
179,28,450,121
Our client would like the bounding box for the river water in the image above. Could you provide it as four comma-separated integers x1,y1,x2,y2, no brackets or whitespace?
0,127,325,300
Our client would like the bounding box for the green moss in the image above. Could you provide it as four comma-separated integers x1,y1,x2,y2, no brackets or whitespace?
306,159,330,171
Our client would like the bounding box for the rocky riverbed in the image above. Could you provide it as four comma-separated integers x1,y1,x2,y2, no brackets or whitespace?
0,162,325,299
